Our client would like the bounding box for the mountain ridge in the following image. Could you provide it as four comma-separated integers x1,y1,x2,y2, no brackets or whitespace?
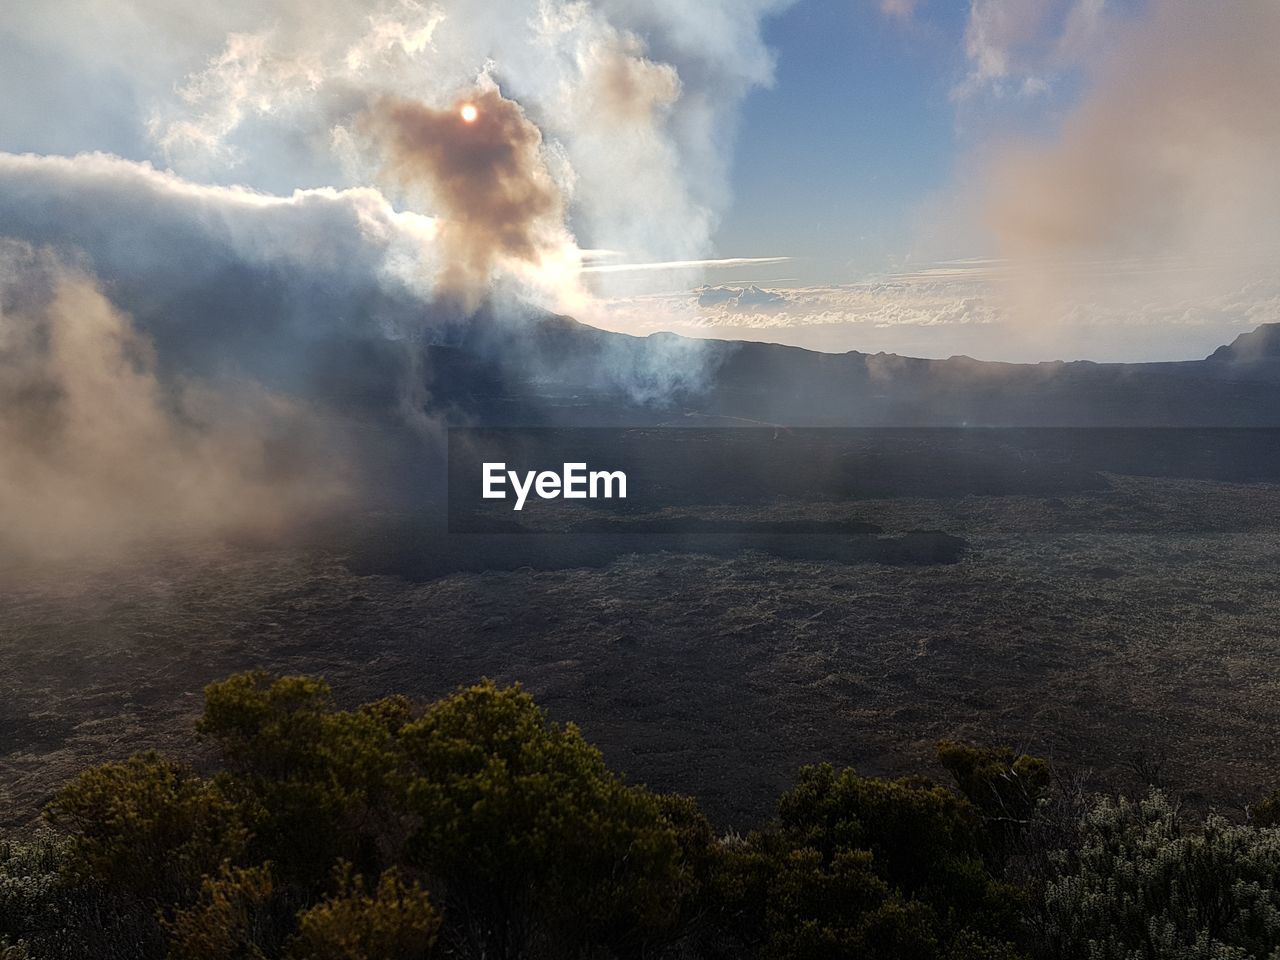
440,315,1280,427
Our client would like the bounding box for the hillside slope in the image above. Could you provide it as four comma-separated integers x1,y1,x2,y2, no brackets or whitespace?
426,316,1280,426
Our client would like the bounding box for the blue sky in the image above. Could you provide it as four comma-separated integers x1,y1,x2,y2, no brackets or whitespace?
717,1,968,282
712,0,1135,285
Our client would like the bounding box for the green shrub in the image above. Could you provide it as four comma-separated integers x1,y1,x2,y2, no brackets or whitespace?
198,673,409,884
1252,788,1280,827
10,672,1185,960
1,826,164,960
162,864,280,960
777,764,1001,914
938,742,1053,866
756,844,933,959
399,680,694,958
938,742,1050,828
1039,790,1280,959
285,864,440,960
44,752,246,906
1,830,68,941
714,764,1027,959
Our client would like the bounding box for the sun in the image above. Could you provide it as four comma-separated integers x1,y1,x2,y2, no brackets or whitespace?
459,103,478,123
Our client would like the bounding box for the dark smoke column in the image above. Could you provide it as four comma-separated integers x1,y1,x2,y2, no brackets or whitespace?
363,88,566,312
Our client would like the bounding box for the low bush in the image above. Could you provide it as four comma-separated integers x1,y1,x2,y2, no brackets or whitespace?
285,865,441,960
1038,790,1280,960
163,864,281,960
400,680,697,957
4,670,1275,959
712,763,1026,959
44,752,247,907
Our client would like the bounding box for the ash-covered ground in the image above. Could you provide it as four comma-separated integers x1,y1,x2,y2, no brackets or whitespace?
4,471,1280,830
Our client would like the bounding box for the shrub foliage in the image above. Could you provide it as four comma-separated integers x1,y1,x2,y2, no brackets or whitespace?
1039,791,1280,960
4,671,1278,959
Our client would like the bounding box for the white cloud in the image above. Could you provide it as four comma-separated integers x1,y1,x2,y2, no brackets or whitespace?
589,260,1280,362
2,0,796,310
952,0,1105,101
0,151,447,339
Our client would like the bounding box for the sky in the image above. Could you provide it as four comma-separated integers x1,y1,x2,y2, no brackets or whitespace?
0,0,1278,363
715,1,966,281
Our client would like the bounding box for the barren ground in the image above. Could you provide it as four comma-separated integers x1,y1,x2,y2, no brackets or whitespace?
4,473,1280,829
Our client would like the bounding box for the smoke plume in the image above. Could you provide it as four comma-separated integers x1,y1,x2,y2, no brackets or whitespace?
0,244,350,565
363,88,569,310
3,0,791,291
958,0,1280,356
0,1,792,567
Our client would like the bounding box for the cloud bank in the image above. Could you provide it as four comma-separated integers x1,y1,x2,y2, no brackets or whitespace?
602,259,1280,363
0,151,446,392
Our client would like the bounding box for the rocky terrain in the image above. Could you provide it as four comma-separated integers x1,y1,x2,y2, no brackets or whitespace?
4,469,1279,830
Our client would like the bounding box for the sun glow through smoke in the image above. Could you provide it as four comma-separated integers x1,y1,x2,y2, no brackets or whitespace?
459,103,478,123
